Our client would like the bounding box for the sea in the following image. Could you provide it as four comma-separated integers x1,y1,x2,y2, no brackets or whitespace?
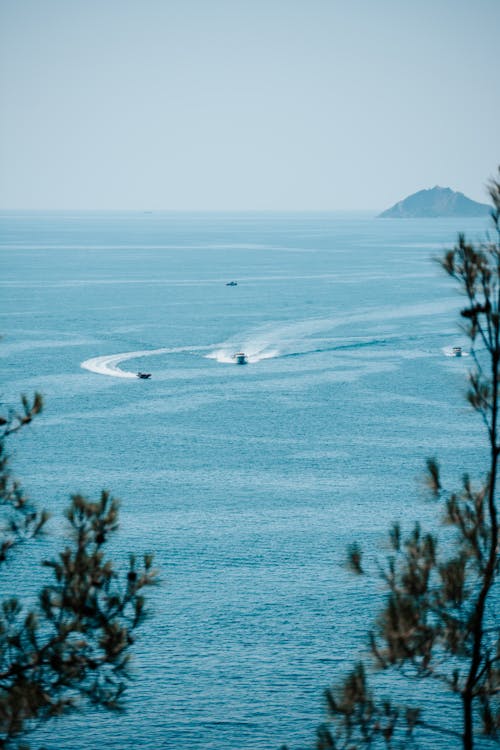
0,211,496,749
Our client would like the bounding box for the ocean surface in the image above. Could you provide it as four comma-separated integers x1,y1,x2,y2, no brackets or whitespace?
0,211,496,749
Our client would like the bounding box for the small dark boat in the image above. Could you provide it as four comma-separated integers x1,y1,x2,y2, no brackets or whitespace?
452,346,462,357
226,281,238,286
137,372,152,379
232,352,248,365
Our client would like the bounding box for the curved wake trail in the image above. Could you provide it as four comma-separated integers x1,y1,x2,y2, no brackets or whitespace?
88,298,465,376
81,346,204,378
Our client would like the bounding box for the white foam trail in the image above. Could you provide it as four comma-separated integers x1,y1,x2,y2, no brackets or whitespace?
206,327,282,364
81,346,204,378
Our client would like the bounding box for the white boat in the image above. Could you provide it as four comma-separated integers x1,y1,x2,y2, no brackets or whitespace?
452,346,462,357
232,352,248,365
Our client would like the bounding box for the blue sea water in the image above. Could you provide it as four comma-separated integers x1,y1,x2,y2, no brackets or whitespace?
0,211,495,749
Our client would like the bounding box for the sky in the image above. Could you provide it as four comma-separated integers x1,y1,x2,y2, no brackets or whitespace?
0,0,498,210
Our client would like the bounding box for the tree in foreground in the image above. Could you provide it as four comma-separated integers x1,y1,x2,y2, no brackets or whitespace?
315,172,500,750
0,395,156,749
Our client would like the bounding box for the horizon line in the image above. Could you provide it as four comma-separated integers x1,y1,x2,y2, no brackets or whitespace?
0,207,382,214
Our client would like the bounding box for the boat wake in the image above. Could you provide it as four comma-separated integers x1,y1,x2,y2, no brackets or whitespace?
206,333,280,365
205,324,389,365
81,345,204,378
207,348,279,365
205,318,351,365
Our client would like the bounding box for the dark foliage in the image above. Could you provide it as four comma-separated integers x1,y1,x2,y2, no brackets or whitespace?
314,170,500,750
0,394,156,748
0,394,47,563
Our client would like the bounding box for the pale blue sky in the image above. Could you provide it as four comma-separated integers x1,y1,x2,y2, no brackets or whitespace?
0,0,498,210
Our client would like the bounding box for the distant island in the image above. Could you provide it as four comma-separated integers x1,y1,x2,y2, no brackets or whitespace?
378,186,490,218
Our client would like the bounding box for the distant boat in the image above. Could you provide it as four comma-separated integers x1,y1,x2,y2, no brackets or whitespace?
226,281,238,286
137,372,152,379
452,346,463,357
232,352,248,365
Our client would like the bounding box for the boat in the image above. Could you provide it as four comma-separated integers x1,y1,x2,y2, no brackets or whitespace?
226,281,238,286
137,372,152,379
232,352,248,365
452,346,463,357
